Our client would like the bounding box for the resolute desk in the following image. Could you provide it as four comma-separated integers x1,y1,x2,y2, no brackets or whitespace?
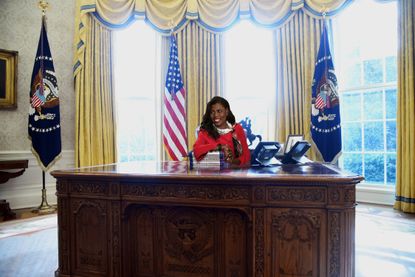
51,161,363,277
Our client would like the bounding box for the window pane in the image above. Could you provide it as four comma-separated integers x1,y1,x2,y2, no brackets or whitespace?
117,99,157,161
386,121,396,151
385,88,397,119
364,154,384,183
364,122,383,151
363,59,383,85
343,153,363,176
224,21,275,140
363,90,383,120
342,63,361,89
386,56,397,82
231,98,268,138
386,154,396,185
330,0,397,187
342,122,362,151
341,92,361,121
114,21,159,162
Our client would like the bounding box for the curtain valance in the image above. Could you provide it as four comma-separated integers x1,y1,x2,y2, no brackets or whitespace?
78,0,351,32
74,0,351,74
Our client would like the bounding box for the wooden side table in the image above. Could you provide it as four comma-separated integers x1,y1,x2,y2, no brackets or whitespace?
0,159,29,220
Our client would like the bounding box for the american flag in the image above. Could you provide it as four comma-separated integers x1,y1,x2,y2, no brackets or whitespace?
163,35,188,161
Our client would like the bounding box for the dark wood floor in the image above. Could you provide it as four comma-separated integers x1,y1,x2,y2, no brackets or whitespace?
0,203,414,277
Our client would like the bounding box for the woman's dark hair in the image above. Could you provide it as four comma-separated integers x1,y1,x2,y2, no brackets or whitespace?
200,96,236,139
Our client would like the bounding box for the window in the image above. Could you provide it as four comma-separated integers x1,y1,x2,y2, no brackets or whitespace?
224,21,276,142
113,21,161,162
333,0,397,186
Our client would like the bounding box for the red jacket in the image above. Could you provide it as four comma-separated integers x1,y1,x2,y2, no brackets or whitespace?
193,123,251,165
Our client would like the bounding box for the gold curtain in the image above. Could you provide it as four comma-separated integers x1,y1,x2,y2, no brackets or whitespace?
394,0,415,213
176,22,224,149
75,14,116,167
274,11,324,161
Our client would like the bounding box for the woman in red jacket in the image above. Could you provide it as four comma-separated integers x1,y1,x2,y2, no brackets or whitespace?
193,96,250,166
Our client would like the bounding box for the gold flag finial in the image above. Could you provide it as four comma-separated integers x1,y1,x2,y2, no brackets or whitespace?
38,0,49,15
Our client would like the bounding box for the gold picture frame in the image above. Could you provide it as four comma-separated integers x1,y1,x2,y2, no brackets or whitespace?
0,49,18,109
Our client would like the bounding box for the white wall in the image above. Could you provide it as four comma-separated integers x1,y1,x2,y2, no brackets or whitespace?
0,151,74,209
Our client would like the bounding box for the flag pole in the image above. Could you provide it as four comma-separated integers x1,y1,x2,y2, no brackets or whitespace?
169,21,175,101
32,0,56,215
33,170,55,214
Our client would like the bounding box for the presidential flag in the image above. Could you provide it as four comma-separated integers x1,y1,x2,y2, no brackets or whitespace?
310,23,341,163
163,34,188,161
28,16,61,171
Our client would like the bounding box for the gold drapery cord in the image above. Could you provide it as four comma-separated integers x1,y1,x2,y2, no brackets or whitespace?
394,0,415,213
75,14,116,167
176,22,223,149
273,10,324,161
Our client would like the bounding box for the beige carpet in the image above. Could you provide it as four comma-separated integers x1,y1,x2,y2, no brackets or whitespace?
355,204,415,277
0,213,56,239
0,214,58,277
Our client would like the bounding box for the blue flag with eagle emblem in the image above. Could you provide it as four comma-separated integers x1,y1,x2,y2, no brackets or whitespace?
28,16,61,171
310,23,341,163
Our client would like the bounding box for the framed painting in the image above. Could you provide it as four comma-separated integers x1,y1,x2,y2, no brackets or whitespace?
0,49,18,109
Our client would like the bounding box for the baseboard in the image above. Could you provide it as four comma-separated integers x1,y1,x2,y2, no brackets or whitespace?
0,150,75,210
356,185,395,206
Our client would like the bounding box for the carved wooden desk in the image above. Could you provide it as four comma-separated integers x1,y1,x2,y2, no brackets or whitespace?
51,161,363,277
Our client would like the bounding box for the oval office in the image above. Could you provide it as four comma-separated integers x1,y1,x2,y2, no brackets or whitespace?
1,1,415,277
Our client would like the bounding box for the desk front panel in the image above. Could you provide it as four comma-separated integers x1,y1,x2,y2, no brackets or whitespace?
53,161,362,277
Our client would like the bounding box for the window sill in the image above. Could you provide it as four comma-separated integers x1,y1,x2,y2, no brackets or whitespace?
356,184,395,206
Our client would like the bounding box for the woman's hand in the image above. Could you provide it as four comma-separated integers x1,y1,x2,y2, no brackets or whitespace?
221,145,233,163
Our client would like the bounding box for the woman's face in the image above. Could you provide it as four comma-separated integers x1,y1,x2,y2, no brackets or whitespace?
210,103,228,129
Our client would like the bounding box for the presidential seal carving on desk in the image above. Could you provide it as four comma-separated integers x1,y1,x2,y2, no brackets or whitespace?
165,209,213,263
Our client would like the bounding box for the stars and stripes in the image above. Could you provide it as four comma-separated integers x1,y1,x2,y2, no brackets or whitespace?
163,34,188,161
